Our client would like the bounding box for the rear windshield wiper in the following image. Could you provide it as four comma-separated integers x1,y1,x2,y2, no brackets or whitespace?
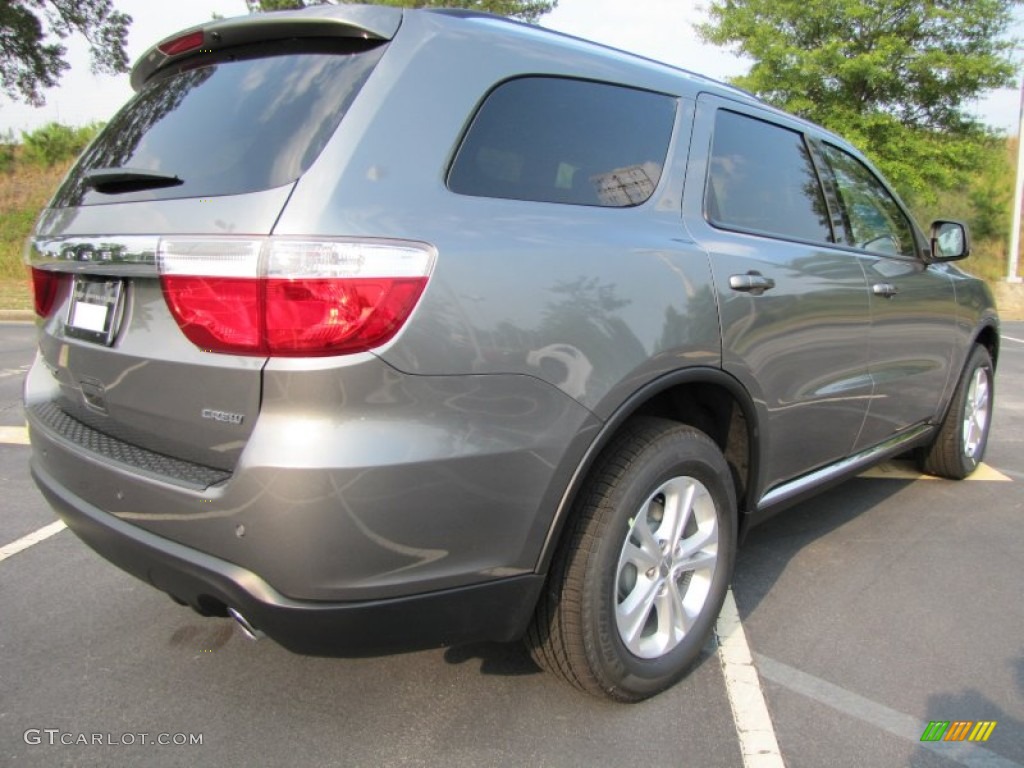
84,167,184,194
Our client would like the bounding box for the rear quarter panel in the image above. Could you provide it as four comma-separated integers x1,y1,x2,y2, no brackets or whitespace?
274,13,722,417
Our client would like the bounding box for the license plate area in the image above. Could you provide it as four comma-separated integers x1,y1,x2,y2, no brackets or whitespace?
66,276,125,346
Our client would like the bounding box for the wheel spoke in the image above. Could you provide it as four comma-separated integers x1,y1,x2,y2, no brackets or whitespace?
664,479,696,548
679,519,718,559
656,579,691,645
630,512,663,563
617,578,659,646
964,409,978,447
974,376,989,411
677,549,717,573
621,540,659,572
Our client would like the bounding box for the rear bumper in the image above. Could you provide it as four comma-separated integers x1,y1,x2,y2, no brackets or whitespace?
32,459,544,655
23,350,596,602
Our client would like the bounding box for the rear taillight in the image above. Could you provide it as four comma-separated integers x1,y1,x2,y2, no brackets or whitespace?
30,267,66,318
158,237,435,356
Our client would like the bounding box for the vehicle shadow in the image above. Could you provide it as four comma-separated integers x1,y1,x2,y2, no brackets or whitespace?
442,635,722,679
731,473,916,616
443,640,541,676
442,472,916,678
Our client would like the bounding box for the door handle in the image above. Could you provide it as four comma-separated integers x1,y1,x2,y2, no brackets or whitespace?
729,271,775,295
872,282,899,298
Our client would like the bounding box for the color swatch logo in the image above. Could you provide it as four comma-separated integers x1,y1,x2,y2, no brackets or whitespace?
920,721,997,742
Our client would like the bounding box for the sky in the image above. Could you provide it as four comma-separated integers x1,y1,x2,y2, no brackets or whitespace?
0,0,1021,137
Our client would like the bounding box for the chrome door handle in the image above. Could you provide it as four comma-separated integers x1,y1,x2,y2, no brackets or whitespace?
872,283,899,298
729,272,775,295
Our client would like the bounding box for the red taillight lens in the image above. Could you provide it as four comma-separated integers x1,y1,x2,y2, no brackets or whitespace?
157,30,205,56
160,276,262,353
158,238,435,357
264,277,427,355
30,267,65,318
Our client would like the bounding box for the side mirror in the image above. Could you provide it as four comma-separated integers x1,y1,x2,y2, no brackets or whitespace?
930,220,970,261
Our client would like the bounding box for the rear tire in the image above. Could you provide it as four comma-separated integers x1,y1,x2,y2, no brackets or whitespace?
526,418,736,702
917,345,994,480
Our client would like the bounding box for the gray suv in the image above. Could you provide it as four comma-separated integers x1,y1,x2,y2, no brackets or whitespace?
24,5,998,701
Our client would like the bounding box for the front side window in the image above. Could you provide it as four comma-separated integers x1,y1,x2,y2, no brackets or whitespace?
706,110,833,244
448,77,677,207
820,145,917,257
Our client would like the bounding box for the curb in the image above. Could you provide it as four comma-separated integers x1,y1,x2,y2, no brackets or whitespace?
0,310,34,322
993,281,1024,322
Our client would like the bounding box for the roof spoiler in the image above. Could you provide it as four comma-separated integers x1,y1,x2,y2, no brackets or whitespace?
131,4,403,90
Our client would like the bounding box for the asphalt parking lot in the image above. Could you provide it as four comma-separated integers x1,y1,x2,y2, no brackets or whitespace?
1,320,1022,768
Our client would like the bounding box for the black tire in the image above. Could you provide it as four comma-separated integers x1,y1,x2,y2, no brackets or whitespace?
917,345,994,480
526,418,737,702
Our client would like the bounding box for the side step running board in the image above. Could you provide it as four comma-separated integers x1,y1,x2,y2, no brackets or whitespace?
758,424,934,512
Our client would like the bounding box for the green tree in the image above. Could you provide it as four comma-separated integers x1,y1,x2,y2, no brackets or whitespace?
246,0,557,24
0,128,15,173
0,0,131,106
698,0,1021,199
21,121,104,167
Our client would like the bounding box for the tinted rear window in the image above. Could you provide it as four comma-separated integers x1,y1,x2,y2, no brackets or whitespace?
448,77,677,207
52,39,385,207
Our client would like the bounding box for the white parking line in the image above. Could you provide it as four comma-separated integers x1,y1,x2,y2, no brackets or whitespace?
0,520,67,564
716,589,786,768
0,425,29,445
756,654,1022,768
1001,335,1024,344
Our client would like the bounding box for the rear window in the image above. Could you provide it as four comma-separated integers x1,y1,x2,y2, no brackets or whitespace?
52,38,385,207
448,77,677,207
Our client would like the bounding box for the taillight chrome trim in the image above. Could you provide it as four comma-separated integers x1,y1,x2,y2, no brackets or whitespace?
26,236,160,276
26,235,438,280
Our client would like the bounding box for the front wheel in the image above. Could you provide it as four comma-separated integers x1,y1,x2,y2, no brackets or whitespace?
526,418,737,702
917,344,994,480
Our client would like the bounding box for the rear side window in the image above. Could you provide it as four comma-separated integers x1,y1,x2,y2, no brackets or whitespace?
448,77,677,207
706,110,833,244
52,38,386,207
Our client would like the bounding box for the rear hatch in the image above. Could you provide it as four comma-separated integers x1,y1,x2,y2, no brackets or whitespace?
26,9,397,477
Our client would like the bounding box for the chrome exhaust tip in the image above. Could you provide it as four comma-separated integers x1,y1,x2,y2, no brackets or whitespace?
227,606,265,641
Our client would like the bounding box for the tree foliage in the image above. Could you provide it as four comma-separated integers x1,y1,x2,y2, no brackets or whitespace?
914,137,1016,239
698,0,1022,198
0,129,15,173
246,0,557,24
21,120,103,167
0,0,131,106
